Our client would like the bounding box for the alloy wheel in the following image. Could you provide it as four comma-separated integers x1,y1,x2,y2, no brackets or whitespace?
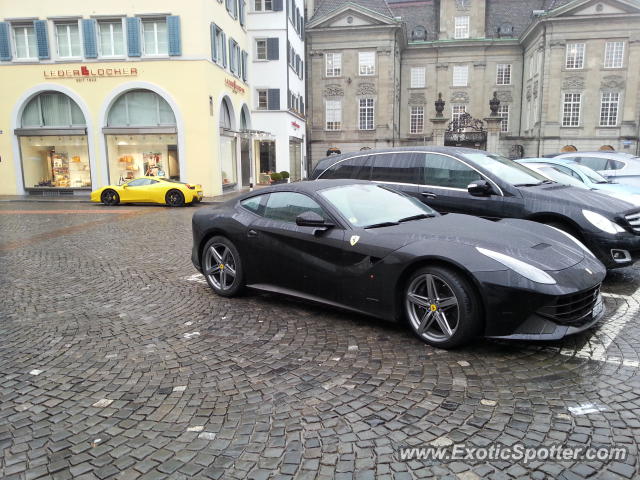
167,190,184,206
101,190,118,206
406,273,460,343
203,243,237,291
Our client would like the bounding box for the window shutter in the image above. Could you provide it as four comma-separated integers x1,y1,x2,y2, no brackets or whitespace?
167,16,181,56
126,17,141,57
241,50,248,81
267,37,279,60
210,23,217,62
33,20,50,60
268,89,280,110
229,38,235,73
300,60,304,79
82,19,98,58
273,0,283,11
301,18,304,36
301,98,304,114
0,22,11,61
222,32,227,67
239,1,246,26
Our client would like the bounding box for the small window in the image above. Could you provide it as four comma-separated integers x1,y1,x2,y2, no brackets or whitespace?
424,153,483,189
359,51,375,76
55,22,82,58
321,156,372,180
565,43,585,69
410,106,424,134
604,41,624,69
452,65,469,86
325,52,342,77
257,89,268,109
255,39,267,60
254,0,273,11
263,192,326,223
98,20,125,57
410,67,426,88
326,100,342,130
496,64,511,85
371,153,424,185
454,16,469,39
497,104,509,133
12,23,37,60
241,195,265,214
142,18,168,56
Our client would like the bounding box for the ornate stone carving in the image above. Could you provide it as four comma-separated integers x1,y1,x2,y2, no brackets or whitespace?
450,91,469,103
533,80,539,98
525,86,532,101
601,75,624,90
324,84,344,97
473,62,487,68
550,40,566,49
436,63,449,70
357,83,376,95
455,0,470,11
409,93,426,105
562,76,585,90
496,90,513,103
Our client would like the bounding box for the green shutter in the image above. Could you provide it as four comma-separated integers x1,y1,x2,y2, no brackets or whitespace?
82,19,97,58
34,20,50,59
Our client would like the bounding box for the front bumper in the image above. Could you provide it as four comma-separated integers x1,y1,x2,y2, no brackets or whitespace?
586,231,640,269
474,255,607,339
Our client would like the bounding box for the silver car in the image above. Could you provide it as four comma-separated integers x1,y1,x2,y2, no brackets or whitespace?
554,151,640,187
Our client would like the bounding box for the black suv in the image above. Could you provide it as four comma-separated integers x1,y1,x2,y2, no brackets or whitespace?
310,147,640,269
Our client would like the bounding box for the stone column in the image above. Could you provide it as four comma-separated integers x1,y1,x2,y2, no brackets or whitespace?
484,117,502,153
430,117,449,146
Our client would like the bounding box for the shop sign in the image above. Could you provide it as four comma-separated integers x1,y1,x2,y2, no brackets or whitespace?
43,66,138,83
225,78,245,95
291,121,300,129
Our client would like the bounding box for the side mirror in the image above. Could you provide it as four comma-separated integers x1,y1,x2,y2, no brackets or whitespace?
296,211,334,233
467,180,493,197
122,184,128,189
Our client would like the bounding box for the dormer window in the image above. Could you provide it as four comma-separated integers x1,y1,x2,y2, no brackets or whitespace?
454,16,469,39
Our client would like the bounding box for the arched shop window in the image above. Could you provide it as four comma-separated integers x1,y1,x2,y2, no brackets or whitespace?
16,92,91,190
104,89,179,184
220,98,237,188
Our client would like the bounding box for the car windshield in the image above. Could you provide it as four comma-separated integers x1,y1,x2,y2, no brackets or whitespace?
464,153,548,186
319,184,437,228
536,166,585,187
571,164,610,183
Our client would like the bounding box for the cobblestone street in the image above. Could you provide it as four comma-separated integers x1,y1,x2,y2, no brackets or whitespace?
2,201,640,480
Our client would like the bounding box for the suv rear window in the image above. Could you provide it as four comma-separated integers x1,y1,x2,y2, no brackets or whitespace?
321,156,372,180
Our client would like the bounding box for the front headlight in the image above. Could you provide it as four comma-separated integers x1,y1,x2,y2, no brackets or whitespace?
476,247,557,285
547,226,595,258
582,210,625,234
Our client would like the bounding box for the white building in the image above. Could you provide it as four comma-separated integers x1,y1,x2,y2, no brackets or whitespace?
248,0,307,182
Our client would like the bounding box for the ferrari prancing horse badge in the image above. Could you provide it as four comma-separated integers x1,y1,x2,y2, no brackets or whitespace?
350,235,360,246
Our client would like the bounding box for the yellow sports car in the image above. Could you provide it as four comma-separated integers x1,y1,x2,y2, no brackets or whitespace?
91,177,203,206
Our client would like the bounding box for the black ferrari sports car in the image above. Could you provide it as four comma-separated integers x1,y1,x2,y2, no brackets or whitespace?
192,180,606,348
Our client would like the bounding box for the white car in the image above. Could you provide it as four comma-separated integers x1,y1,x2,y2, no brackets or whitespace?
554,151,640,187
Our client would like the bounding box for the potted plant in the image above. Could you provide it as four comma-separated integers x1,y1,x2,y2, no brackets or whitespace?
280,171,290,183
270,172,284,184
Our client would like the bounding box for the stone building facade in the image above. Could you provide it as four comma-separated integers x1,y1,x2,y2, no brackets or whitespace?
305,0,640,165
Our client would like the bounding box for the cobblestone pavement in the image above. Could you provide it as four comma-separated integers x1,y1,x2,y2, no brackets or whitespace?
1,201,640,480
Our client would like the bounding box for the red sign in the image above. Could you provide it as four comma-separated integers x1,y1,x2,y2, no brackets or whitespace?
44,66,138,80
225,78,245,94
291,121,300,129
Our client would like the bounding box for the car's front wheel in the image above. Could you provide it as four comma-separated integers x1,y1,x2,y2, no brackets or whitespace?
201,236,244,297
404,266,481,348
101,189,119,206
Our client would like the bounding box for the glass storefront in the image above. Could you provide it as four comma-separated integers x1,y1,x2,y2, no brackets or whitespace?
18,91,91,190
105,89,179,184
220,135,237,187
20,135,91,189
106,134,178,184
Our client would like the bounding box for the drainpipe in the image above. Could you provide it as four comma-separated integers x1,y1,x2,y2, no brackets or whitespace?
537,23,547,157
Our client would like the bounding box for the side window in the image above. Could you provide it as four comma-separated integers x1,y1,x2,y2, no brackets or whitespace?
607,159,625,171
321,156,372,180
240,195,266,215
370,153,424,184
263,192,327,223
553,165,582,180
127,179,147,186
424,153,483,189
577,156,609,171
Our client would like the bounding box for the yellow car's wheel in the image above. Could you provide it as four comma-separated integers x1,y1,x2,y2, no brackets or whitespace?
101,189,120,206
165,189,185,207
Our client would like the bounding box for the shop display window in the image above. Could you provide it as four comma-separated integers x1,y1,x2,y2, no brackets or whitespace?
20,136,91,189
106,134,179,184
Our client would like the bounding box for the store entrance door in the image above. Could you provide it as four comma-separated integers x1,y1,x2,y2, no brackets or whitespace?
241,138,251,187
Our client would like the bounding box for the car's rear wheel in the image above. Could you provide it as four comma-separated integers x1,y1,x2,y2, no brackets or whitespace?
404,266,481,349
166,189,185,207
101,189,119,206
202,236,244,297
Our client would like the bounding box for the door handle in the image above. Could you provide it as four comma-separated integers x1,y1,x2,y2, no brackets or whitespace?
421,191,437,199
248,229,258,238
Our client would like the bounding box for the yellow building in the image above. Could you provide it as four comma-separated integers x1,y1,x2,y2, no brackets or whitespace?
0,0,255,196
